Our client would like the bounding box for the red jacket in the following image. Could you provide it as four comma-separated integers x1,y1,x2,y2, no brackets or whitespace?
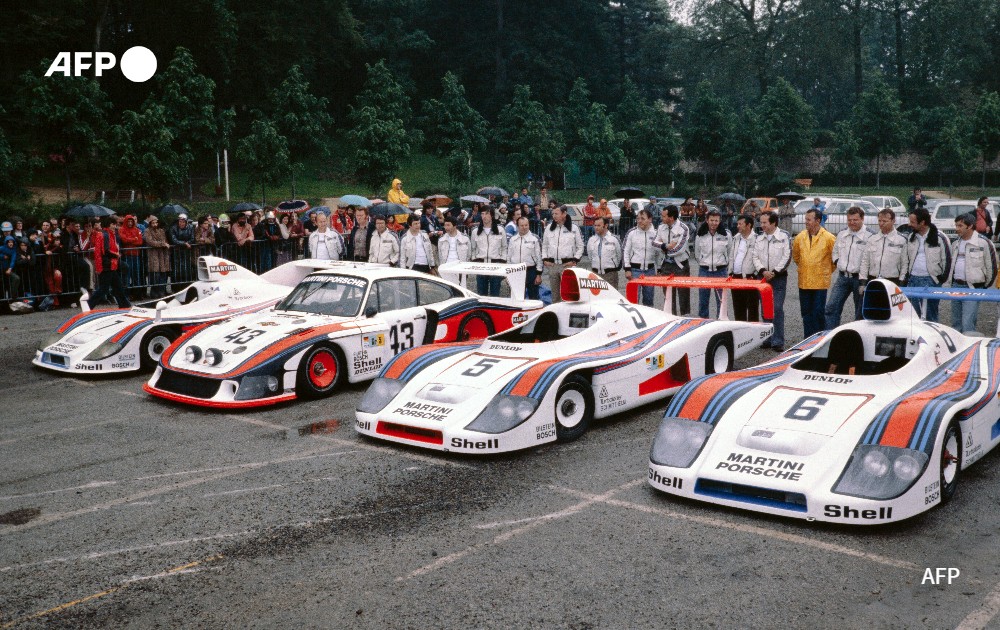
92,228,120,273
118,215,144,256
332,212,355,235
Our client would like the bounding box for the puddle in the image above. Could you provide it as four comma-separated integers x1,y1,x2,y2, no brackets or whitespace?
298,419,341,436
0,507,41,525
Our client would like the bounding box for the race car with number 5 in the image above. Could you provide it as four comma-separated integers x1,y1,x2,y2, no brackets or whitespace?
648,280,1000,524
144,262,542,408
355,268,774,453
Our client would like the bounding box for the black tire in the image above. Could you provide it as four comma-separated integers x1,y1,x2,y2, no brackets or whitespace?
940,420,962,503
554,375,595,443
705,334,734,375
457,310,495,341
297,344,345,399
140,327,179,371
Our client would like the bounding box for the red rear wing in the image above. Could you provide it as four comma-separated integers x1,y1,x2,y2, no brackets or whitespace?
626,275,774,320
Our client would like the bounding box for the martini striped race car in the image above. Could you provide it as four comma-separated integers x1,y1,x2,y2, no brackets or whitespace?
648,280,1000,524
144,262,542,408
355,269,774,453
33,257,330,374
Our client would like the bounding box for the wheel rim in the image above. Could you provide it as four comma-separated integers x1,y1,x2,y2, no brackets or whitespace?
147,334,171,361
557,389,586,428
308,351,337,389
461,316,490,340
942,430,960,486
712,345,729,373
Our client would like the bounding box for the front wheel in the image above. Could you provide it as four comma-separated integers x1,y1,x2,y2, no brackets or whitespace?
140,327,179,370
554,375,595,442
457,311,494,341
297,345,345,399
705,334,734,374
940,420,962,502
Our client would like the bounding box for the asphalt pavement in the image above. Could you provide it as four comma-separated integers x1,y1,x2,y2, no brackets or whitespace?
2,270,1000,629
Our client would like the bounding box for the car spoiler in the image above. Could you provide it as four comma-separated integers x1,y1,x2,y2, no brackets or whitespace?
902,285,1000,335
626,275,774,320
438,261,527,301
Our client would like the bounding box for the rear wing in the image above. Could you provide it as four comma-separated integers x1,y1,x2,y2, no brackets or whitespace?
259,259,390,287
197,256,258,282
902,285,1000,334
626,275,774,320
438,261,527,301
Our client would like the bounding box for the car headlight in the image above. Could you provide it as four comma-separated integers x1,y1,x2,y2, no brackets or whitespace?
39,332,64,350
649,417,714,468
84,340,124,361
235,375,282,400
357,378,405,414
833,445,929,500
464,395,539,434
185,346,203,363
205,348,223,366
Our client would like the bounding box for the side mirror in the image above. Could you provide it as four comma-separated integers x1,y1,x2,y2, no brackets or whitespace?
365,305,378,318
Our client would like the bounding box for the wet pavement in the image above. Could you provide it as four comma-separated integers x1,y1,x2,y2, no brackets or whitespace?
2,278,1000,628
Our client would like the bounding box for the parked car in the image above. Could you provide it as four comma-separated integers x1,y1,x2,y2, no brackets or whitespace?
860,195,906,214
740,197,780,215
791,197,906,236
930,200,1000,240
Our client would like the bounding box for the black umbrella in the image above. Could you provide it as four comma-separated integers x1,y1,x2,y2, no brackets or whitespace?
716,192,745,202
156,203,190,219
369,202,408,218
230,201,262,214
66,204,115,219
614,186,645,199
776,191,806,201
476,186,509,198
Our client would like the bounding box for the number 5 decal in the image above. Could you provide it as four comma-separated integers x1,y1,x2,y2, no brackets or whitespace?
784,396,828,421
622,305,647,329
461,357,501,377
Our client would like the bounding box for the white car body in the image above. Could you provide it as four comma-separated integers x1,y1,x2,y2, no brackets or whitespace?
930,200,1000,240
144,262,543,408
32,257,331,374
860,195,906,215
648,280,1000,524
791,197,892,235
355,269,773,454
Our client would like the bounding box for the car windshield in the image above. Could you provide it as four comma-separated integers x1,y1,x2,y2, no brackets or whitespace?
276,275,367,316
935,204,972,219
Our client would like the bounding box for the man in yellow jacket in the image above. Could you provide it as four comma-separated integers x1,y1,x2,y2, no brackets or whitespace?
387,178,409,205
792,208,837,338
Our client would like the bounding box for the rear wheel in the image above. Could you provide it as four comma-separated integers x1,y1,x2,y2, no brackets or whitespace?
297,345,345,399
940,420,962,502
457,311,494,341
705,334,734,374
140,327,179,370
554,375,595,443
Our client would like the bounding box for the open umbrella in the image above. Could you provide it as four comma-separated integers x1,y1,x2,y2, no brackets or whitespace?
67,204,116,219
230,202,262,214
369,202,408,218
477,186,509,198
460,195,490,204
407,197,424,209
310,205,332,217
716,192,745,202
276,199,310,213
155,203,189,219
424,194,452,207
776,191,806,201
614,186,645,199
339,194,372,207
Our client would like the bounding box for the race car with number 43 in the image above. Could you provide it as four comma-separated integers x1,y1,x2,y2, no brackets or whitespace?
648,280,1000,524
33,257,327,375
144,261,542,408
355,269,774,453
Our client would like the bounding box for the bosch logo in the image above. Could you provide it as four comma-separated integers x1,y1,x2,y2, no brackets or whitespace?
45,47,157,82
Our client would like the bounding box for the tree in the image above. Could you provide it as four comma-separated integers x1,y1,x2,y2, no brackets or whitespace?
825,120,864,186
850,78,910,188
574,103,624,184
683,81,735,186
559,78,593,157
496,85,564,181
236,119,291,204
0,119,32,203
725,108,768,193
269,65,333,197
614,77,649,176
633,106,681,182
347,105,410,193
973,91,1000,188
757,78,817,170
421,72,488,187
109,103,186,203
356,60,416,141
17,66,109,201
929,116,974,188
149,47,221,201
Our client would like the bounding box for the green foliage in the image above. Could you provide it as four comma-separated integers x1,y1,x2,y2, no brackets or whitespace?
757,78,817,168
421,72,488,186
269,65,333,160
614,77,649,173
347,105,410,193
973,92,1000,186
0,121,32,201
560,78,593,156
109,103,186,201
850,78,911,186
357,60,415,138
496,85,564,180
574,103,623,182
683,81,735,180
634,106,681,180
825,120,864,185
929,116,975,185
236,119,291,203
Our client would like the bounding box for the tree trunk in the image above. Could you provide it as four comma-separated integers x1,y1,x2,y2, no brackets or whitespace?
494,0,506,94
262,182,266,207
983,156,987,190
893,0,905,98
188,174,193,202
92,0,110,84
65,163,72,202
291,171,296,199
875,154,881,188
852,0,863,97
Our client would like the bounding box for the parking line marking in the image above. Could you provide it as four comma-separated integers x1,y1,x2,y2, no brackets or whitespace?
117,389,142,397
0,419,123,447
956,578,1000,630
226,414,476,469
395,479,644,582
549,484,918,571
200,472,347,498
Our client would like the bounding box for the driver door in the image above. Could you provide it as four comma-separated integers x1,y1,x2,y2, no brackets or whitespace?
370,278,427,356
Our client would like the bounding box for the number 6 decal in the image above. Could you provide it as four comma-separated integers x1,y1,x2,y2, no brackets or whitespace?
784,396,828,421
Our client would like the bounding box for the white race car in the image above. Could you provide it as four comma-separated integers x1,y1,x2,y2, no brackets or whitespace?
648,280,1000,524
33,257,331,374
355,269,774,453
144,262,543,408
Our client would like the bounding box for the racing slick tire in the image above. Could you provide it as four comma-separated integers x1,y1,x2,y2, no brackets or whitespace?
554,375,595,443
140,327,180,371
705,333,734,375
457,311,495,341
297,344,345,399
940,419,962,503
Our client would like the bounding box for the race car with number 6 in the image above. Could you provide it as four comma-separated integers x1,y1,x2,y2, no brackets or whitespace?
355,268,774,453
648,280,1000,524
144,262,542,408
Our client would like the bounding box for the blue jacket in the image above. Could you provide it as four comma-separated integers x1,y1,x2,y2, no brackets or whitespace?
0,236,17,272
